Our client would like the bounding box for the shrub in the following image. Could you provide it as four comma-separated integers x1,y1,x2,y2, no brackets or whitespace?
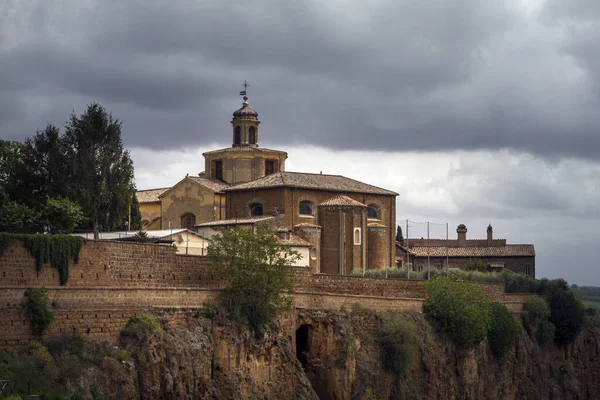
488,303,520,357
208,225,299,338
465,259,487,272
375,313,417,375
547,288,585,345
522,295,550,335
24,287,55,336
121,314,159,338
424,275,492,348
536,319,556,346
202,307,217,319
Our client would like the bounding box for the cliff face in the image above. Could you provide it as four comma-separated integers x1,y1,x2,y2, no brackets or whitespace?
91,310,599,400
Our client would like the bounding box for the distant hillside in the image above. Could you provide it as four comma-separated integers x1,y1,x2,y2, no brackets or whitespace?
572,285,600,314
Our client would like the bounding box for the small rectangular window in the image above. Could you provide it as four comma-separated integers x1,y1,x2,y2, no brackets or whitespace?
265,160,275,175
525,265,531,276
215,160,223,181
353,228,361,245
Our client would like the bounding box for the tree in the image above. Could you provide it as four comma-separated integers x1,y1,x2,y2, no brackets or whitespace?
207,225,300,337
0,201,40,233
0,140,27,204
488,303,520,357
396,225,404,242
129,192,142,231
465,259,487,272
547,288,585,345
376,312,417,375
423,275,492,347
63,103,135,238
43,197,85,233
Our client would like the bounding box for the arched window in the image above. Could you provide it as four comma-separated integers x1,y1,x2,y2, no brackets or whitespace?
234,126,241,145
299,201,313,216
367,205,379,219
249,202,263,216
180,212,196,229
249,126,256,144
354,228,361,245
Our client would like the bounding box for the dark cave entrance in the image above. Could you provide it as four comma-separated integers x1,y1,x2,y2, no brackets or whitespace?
296,324,312,369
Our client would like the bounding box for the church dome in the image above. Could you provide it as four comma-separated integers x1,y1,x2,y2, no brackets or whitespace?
233,97,258,120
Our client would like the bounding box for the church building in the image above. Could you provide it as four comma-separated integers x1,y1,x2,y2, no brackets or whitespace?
136,93,398,274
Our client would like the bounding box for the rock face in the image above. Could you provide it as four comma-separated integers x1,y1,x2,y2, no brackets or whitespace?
93,309,600,400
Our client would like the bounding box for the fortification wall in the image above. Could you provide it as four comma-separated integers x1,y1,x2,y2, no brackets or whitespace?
0,240,519,349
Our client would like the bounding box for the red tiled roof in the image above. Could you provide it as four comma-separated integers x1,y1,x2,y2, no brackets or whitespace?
202,146,287,156
408,245,535,257
319,195,367,208
226,172,397,195
187,176,230,193
136,188,169,203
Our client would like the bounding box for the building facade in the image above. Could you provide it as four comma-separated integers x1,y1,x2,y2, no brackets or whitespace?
396,224,536,277
137,94,398,274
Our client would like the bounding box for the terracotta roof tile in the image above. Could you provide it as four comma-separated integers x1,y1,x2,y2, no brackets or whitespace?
194,216,275,227
136,188,169,203
408,245,535,257
225,171,397,195
319,195,367,207
278,234,311,247
202,146,287,156
187,176,230,192
294,222,322,229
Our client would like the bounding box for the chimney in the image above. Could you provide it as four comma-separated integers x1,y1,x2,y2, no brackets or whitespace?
457,224,467,246
487,224,493,245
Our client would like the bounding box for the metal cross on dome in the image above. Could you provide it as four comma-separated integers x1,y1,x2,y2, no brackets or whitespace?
239,80,249,97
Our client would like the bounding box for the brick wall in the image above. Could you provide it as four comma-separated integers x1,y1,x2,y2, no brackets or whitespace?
0,240,225,288
0,240,521,349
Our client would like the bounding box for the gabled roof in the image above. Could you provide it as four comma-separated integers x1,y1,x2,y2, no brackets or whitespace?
136,188,169,203
225,171,398,195
158,176,228,199
319,195,367,208
407,245,535,258
186,176,230,193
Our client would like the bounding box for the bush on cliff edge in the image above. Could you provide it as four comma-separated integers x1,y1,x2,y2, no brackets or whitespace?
207,225,300,338
423,275,492,348
24,287,55,336
376,312,417,375
488,303,520,357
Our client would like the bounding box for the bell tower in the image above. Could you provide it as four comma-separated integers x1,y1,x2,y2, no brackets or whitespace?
231,81,260,147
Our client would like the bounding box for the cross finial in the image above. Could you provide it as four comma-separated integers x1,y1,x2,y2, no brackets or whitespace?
239,80,249,98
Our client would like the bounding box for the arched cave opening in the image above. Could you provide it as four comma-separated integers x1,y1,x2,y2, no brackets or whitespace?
296,324,312,370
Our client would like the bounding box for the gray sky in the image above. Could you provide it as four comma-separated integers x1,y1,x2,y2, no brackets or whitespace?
2,0,599,285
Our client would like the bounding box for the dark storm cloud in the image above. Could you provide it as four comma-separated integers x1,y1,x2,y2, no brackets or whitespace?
1,0,600,159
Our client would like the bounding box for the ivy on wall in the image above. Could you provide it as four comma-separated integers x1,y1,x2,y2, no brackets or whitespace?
0,233,84,285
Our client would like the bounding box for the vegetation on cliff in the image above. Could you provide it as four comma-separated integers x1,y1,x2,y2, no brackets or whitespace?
24,287,54,336
207,225,300,337
0,336,133,399
424,275,493,348
375,312,417,375
488,303,520,356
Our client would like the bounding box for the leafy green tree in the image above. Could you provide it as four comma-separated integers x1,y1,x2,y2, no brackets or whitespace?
0,201,40,233
521,295,551,335
488,303,520,357
129,192,142,231
22,125,69,209
207,225,300,337
0,140,28,204
63,103,135,238
547,288,585,345
423,275,492,347
396,225,404,242
43,197,85,233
